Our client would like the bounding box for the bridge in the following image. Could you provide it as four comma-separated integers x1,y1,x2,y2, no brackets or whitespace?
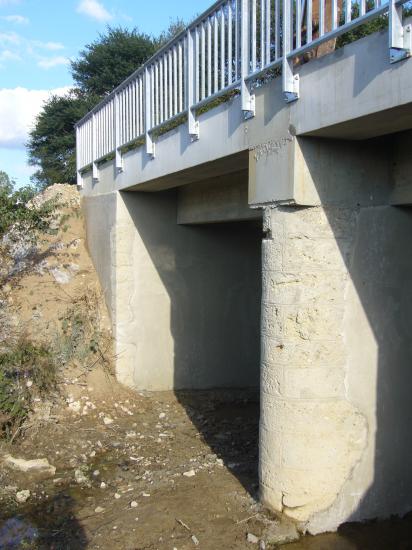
76,0,412,536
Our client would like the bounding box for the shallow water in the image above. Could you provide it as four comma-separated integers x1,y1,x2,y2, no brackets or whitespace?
284,512,412,550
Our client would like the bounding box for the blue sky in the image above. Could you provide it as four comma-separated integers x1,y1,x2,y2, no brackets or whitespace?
0,0,211,186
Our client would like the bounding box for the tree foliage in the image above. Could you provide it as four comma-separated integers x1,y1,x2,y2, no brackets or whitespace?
28,91,98,186
0,171,57,240
71,27,156,96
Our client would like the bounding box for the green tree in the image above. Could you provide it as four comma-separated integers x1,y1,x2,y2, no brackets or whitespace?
0,171,56,240
0,170,14,195
27,91,97,187
71,27,156,96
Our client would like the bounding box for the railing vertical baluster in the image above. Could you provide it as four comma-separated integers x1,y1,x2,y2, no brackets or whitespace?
187,29,199,139
282,0,299,101
220,9,226,88
296,0,302,48
159,60,164,123
252,0,257,72
154,65,158,126
214,14,219,92
140,76,144,135
319,0,325,36
173,46,178,114
178,41,183,113
307,0,313,42
261,0,265,69
76,126,82,187
241,0,255,114
235,0,239,80
360,0,366,16
332,0,338,29
207,18,212,95
145,66,155,157
345,0,352,23
92,113,98,180
195,28,199,103
265,0,270,65
228,3,233,83
275,0,280,60
129,85,133,141
201,23,206,100
168,51,173,117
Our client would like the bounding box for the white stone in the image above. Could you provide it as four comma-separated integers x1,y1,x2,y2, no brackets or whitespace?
16,490,30,503
3,455,56,478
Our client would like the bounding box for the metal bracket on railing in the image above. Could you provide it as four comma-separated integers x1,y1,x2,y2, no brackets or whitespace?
389,0,411,63
283,67,300,103
241,0,256,118
282,0,300,103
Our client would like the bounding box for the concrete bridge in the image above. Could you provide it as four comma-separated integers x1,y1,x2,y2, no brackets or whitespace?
77,0,412,535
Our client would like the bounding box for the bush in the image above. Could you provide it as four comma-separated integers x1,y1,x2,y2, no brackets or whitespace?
0,339,56,438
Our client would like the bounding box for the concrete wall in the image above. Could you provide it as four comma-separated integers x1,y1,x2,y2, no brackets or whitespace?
259,131,412,533
84,188,262,390
177,171,261,225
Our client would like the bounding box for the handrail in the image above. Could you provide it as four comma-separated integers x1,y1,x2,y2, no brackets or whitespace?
76,0,412,184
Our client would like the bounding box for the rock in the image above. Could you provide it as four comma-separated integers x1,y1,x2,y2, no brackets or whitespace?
3,455,56,478
95,506,104,514
260,542,266,550
159,412,166,419
191,534,199,546
50,267,73,285
183,470,196,478
74,469,89,485
100,482,107,489
130,501,138,508
114,493,121,499
16,490,30,503
247,533,259,544
103,417,114,425
68,401,81,413
263,519,300,545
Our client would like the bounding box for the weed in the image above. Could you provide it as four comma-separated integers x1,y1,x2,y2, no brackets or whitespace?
0,338,57,438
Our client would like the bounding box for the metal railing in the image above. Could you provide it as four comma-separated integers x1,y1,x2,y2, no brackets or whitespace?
76,0,411,182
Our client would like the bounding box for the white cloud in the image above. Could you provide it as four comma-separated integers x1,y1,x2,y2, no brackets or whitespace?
0,15,28,24
0,0,21,5
0,48,20,61
32,40,64,51
37,56,69,69
77,0,112,22
0,87,71,149
0,31,21,45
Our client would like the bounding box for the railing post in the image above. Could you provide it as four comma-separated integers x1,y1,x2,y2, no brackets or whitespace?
145,66,155,158
282,0,299,102
187,29,199,140
114,93,123,172
92,113,99,181
240,0,255,117
389,0,411,63
76,126,82,189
